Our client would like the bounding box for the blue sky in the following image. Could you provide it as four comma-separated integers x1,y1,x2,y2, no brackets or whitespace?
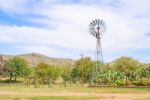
0,0,150,63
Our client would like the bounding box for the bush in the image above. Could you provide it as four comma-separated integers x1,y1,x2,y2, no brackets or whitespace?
115,80,124,86
132,81,142,86
141,78,150,86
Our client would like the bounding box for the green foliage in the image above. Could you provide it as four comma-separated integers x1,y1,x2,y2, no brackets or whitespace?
132,81,142,86
62,67,72,81
115,80,124,86
97,71,125,85
71,57,93,83
35,62,49,84
71,66,80,82
23,67,33,77
50,67,61,80
35,62,61,84
1,56,149,86
6,57,28,81
112,57,142,85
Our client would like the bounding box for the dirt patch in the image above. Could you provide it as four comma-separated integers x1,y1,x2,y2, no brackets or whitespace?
0,91,149,100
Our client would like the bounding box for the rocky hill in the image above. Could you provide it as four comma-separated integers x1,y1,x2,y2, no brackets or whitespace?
0,53,75,67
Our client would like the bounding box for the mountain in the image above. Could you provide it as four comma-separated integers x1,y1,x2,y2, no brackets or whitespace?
0,53,75,67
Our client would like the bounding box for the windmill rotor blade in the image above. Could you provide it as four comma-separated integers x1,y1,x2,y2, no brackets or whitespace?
93,20,96,25
89,30,94,33
89,24,93,27
97,19,99,25
93,32,97,36
91,32,95,36
90,31,94,34
89,19,106,37
91,31,95,35
99,20,102,25
95,19,98,24
90,22,95,26
101,22,105,27
97,19,99,23
94,20,96,24
89,25,94,29
90,27,94,30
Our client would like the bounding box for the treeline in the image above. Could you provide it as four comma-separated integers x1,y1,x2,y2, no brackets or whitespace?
0,56,149,87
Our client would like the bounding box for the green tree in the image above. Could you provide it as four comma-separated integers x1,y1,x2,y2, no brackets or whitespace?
114,57,140,85
6,57,27,85
35,62,61,85
71,66,80,83
35,62,49,84
135,64,150,85
71,57,93,84
22,67,33,78
47,66,61,86
62,67,72,87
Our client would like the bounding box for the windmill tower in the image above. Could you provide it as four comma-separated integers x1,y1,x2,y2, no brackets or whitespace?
89,19,106,85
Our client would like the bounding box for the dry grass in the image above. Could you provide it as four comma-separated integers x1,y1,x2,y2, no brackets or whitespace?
0,85,149,100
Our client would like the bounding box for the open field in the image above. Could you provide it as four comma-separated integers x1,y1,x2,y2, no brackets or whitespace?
0,85,149,100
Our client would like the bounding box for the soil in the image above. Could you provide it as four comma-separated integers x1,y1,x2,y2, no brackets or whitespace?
0,91,149,100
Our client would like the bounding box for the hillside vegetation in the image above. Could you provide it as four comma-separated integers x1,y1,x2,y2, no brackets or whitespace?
0,53,149,87
0,53,74,67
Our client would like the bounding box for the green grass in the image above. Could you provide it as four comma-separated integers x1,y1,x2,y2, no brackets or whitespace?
0,85,149,93
0,96,100,100
135,97,150,100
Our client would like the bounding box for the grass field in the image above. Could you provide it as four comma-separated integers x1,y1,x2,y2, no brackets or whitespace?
0,85,149,100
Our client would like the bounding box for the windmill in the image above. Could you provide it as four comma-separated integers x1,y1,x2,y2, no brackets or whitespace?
89,19,106,85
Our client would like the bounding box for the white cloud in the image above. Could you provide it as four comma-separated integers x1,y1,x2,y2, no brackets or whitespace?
0,0,150,62
18,45,56,56
0,0,29,14
30,4,150,51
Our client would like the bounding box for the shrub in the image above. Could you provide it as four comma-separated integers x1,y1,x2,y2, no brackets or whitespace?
132,81,142,86
115,80,124,86
141,78,150,86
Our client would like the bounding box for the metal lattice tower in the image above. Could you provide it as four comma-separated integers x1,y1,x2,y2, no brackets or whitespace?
89,19,106,85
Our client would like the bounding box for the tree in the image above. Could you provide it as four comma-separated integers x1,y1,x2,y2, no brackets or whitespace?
83,61,93,83
22,67,32,78
71,66,80,83
6,57,27,85
35,62,49,84
135,64,150,85
47,65,61,86
113,57,140,85
71,57,93,84
35,62,61,85
62,67,72,87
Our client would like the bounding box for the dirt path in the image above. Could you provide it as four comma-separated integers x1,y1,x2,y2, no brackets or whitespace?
0,91,150,100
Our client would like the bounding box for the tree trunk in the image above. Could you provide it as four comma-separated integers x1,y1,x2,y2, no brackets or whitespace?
140,77,143,86
48,78,52,88
9,72,12,87
41,75,47,85
47,77,51,88
14,77,17,82
34,77,37,88
126,76,128,86
64,81,67,87
69,81,71,87
9,77,11,87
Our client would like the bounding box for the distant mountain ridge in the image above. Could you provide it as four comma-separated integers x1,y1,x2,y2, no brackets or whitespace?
0,53,75,67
